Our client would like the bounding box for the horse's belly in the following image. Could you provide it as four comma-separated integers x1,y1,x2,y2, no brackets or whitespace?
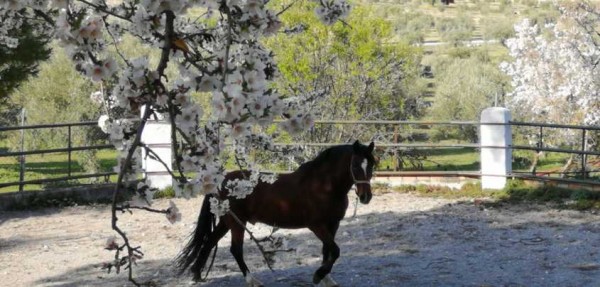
250,205,345,229
245,188,348,229
251,212,308,229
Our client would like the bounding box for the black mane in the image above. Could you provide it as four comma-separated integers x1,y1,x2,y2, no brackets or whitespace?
296,145,353,173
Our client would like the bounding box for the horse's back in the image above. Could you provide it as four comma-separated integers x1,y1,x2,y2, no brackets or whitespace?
221,170,345,228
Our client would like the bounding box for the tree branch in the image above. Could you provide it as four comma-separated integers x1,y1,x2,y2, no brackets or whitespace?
157,10,176,77
75,0,132,22
140,143,182,181
33,9,55,26
110,105,153,287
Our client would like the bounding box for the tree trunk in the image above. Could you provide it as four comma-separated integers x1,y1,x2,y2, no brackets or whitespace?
528,151,541,174
560,154,576,178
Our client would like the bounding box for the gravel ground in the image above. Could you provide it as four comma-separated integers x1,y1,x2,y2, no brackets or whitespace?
2,192,600,287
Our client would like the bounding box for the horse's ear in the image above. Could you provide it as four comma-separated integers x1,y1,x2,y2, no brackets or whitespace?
352,140,361,153
368,141,375,153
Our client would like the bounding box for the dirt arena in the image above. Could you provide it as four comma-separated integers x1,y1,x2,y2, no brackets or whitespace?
2,192,600,286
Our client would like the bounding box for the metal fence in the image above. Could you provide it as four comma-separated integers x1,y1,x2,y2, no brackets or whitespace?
0,119,598,192
0,121,115,191
275,120,600,185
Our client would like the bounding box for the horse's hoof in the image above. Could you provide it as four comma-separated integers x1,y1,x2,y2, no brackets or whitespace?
314,274,339,287
245,274,264,287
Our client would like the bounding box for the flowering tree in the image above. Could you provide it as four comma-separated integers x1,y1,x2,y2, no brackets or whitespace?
1,0,352,284
500,2,600,173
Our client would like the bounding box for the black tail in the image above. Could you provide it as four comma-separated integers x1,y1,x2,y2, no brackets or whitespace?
176,195,216,278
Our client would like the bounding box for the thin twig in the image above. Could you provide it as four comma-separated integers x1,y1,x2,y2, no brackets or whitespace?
33,9,55,26
140,144,182,181
157,10,176,77
75,0,132,22
117,203,169,215
222,6,234,88
228,210,275,271
276,0,300,16
104,19,131,67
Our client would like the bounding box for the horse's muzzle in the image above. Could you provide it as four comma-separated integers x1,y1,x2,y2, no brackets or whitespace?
359,192,372,204
356,185,372,204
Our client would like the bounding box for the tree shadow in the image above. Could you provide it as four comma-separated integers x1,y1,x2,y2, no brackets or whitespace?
0,234,76,253
31,199,600,286
0,204,110,227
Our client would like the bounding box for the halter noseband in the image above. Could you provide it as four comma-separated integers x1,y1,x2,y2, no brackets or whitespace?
350,155,371,186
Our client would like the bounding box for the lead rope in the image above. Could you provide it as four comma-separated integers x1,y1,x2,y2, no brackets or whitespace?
350,155,369,218
352,196,359,218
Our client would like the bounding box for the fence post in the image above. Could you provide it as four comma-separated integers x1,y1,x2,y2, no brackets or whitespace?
480,107,512,190
141,112,173,189
67,124,72,177
19,109,26,192
581,129,587,179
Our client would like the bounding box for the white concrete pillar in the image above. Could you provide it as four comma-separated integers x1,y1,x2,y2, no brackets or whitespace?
480,107,512,190
141,115,173,190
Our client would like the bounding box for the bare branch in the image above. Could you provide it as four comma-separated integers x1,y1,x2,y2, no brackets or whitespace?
157,10,176,77
110,105,153,287
140,143,182,181
228,210,276,271
75,0,132,22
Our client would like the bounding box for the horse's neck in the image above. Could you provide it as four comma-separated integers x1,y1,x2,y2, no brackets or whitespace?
325,156,354,195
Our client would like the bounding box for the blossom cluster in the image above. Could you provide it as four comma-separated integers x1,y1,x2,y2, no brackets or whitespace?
501,3,600,140
313,0,351,25
0,2,53,50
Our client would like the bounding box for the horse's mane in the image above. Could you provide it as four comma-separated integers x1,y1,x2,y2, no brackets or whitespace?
296,145,352,173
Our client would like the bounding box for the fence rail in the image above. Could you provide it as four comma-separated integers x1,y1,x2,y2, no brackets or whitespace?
0,121,113,191
1,119,599,192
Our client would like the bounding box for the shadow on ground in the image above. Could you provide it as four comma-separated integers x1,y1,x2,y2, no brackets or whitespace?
32,200,600,287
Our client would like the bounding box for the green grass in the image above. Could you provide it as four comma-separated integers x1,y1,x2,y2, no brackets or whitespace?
378,147,574,173
389,181,506,199
0,145,579,194
390,179,600,210
0,149,117,193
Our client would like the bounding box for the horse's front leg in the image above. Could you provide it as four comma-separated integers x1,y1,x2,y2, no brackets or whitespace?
310,222,341,287
228,218,264,287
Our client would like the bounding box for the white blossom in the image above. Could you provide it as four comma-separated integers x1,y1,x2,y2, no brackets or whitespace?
104,235,119,250
166,200,182,223
97,115,110,133
209,197,230,217
313,0,351,25
501,3,600,148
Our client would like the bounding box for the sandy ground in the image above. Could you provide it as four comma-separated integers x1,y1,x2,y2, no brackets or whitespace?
2,192,600,287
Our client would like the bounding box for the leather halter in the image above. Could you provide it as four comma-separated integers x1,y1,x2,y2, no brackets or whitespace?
350,155,371,186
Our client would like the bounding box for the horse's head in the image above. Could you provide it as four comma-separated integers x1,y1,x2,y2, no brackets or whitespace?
350,140,376,204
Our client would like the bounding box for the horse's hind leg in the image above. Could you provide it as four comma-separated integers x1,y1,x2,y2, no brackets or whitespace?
191,220,229,281
310,222,341,287
229,221,264,287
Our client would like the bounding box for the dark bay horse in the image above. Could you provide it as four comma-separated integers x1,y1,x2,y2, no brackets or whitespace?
176,140,376,286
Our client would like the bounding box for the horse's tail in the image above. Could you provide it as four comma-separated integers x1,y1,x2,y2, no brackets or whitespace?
175,194,216,278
